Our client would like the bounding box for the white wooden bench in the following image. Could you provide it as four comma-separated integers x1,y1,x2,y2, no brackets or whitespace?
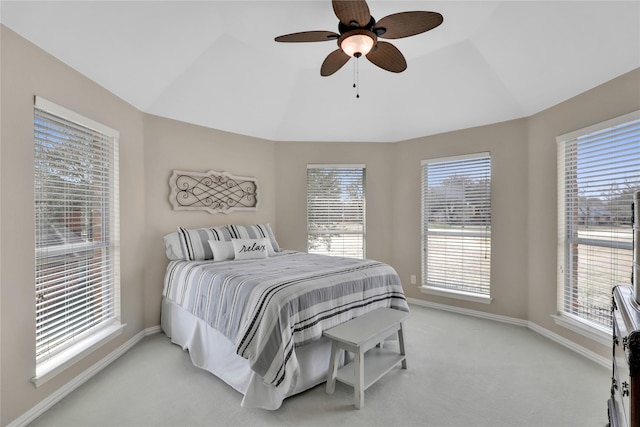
323,307,409,409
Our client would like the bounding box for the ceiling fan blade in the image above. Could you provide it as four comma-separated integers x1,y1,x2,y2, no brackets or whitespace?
332,0,371,28
374,11,443,39
321,49,351,76
366,41,407,73
275,31,339,43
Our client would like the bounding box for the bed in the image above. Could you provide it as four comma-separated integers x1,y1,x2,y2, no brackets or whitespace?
160,224,409,409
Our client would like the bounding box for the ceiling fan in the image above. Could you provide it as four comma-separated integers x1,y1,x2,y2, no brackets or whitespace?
274,0,443,76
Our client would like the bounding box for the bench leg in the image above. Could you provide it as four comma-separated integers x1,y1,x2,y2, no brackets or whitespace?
326,341,340,394
398,322,407,369
354,348,364,409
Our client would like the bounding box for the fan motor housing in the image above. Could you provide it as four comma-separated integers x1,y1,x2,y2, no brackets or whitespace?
338,16,376,33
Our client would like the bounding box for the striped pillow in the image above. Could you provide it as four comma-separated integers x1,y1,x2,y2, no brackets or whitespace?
226,223,280,254
172,226,233,261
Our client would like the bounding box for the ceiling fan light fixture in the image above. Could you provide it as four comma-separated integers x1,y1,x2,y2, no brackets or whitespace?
339,30,376,57
275,2,444,76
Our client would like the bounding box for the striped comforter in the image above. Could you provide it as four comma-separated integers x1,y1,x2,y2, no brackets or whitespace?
163,250,409,393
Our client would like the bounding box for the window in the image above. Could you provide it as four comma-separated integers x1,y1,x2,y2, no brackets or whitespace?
34,97,122,384
557,111,640,333
307,165,365,259
421,153,492,303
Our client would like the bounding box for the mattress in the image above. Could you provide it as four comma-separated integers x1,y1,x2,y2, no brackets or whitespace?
161,298,338,409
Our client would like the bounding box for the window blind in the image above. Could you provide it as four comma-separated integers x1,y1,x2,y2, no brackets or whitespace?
34,97,120,365
421,153,491,296
307,165,365,259
558,112,640,329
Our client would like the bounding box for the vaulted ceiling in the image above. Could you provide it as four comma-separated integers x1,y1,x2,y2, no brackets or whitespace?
2,1,639,142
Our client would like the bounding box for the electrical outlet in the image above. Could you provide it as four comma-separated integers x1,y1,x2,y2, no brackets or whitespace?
410,275,416,285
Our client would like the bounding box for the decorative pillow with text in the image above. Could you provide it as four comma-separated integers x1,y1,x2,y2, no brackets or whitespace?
226,224,280,254
232,238,269,260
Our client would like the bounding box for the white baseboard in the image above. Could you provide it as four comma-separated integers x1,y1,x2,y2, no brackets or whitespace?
527,321,610,368
407,297,610,369
9,326,161,427
407,297,529,327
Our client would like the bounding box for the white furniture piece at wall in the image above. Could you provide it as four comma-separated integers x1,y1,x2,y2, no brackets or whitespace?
324,307,408,409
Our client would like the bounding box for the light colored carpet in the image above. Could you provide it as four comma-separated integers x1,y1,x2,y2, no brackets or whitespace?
29,304,610,427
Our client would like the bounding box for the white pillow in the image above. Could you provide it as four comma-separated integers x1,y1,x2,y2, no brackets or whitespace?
208,240,235,262
232,238,269,260
163,232,183,260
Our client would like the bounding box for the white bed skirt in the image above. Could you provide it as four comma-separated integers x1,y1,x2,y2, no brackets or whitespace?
160,297,341,409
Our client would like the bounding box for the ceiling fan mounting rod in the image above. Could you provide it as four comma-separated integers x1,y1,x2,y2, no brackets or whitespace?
338,16,386,37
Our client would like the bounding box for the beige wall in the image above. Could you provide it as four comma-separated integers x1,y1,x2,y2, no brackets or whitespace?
2,22,640,426
279,69,639,362
142,114,277,328
1,26,146,424
274,142,394,261
526,68,640,354
274,121,530,322
274,69,640,363
0,25,279,425
391,120,530,320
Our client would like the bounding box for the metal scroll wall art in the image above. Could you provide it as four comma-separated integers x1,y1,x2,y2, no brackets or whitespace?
169,170,258,214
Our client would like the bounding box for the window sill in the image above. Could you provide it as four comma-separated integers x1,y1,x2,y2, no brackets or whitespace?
419,285,493,304
32,321,126,388
552,313,611,347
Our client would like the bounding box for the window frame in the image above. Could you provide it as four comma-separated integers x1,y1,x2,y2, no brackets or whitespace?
33,96,124,387
420,152,493,304
306,164,366,259
555,110,640,342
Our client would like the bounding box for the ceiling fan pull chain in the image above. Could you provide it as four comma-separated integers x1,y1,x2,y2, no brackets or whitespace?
355,57,360,99
353,58,356,89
